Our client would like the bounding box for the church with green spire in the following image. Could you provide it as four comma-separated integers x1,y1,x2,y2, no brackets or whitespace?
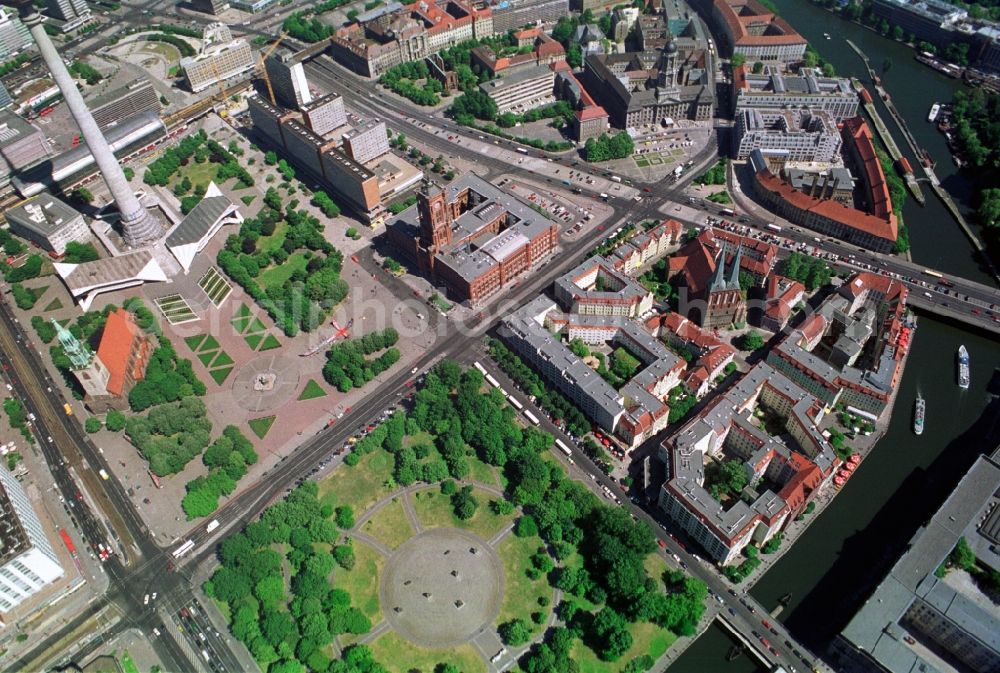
52,319,111,399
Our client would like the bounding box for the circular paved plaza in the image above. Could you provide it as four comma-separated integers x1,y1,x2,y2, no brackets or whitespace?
231,354,302,413
380,528,503,648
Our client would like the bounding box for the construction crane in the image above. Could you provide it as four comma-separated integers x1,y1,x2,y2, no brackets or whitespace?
257,32,289,106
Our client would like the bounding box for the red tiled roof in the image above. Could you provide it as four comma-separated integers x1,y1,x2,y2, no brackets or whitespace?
713,0,806,48
576,106,609,121
698,228,777,278
841,117,893,220
733,63,749,92
764,275,805,322
669,237,717,296
756,170,898,242
96,308,146,397
798,313,826,344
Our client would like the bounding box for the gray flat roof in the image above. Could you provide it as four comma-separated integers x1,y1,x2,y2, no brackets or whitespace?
5,194,82,236
0,109,40,149
166,193,236,247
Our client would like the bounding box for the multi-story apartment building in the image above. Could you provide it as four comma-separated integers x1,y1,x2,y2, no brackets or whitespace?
870,0,968,49
5,194,89,256
709,0,807,63
583,43,715,129
302,93,347,136
784,166,855,206
650,312,736,397
470,28,564,77
732,65,858,121
330,0,494,78
342,119,390,164
45,0,91,30
189,0,230,14
0,7,31,61
89,80,161,131
484,0,567,33
181,24,255,93
248,96,385,225
264,51,313,110
554,256,654,318
834,445,1000,673
841,117,893,220
0,110,50,187
479,63,556,114
658,361,835,565
0,469,64,612
734,108,841,162
766,272,909,416
386,174,558,302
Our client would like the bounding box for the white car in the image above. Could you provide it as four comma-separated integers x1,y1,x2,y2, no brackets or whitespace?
144,594,149,605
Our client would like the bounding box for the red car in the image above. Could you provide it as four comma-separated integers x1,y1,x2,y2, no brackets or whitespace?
657,539,666,548
643,187,651,193
762,620,771,629
759,636,769,648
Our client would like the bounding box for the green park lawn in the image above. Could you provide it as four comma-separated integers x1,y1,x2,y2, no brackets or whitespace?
197,350,216,367
318,450,394,514
333,539,383,624
257,221,288,253
494,532,552,626
468,458,501,489
244,333,263,350
368,632,485,673
248,416,276,439
246,317,268,334
298,379,328,401
358,497,413,550
212,351,235,368
570,623,676,673
411,487,510,541
259,251,309,292
44,297,63,311
185,334,206,351
174,160,219,189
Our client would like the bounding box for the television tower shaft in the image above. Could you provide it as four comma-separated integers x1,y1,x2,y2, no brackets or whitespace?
17,5,159,246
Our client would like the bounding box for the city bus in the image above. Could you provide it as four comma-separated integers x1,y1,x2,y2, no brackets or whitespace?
506,395,524,411
473,361,487,375
720,208,736,216
172,540,195,558
523,409,540,425
922,269,943,279
59,528,77,555
555,439,572,457
485,374,500,388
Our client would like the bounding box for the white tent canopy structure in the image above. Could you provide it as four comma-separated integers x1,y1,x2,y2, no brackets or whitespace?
54,250,168,310
165,182,243,274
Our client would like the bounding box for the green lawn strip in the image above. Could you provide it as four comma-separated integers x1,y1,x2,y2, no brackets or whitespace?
259,250,309,292
244,333,263,350
234,303,252,319
211,351,234,368
199,334,220,352
333,539,383,624
120,651,140,673
44,297,63,311
368,632,485,673
358,497,413,550
231,316,251,333
184,334,206,351
411,487,510,541
317,450,393,514
297,379,328,401
29,285,48,302
197,350,218,367
209,366,233,385
258,334,281,351
570,623,676,673
248,415,276,439
495,533,553,626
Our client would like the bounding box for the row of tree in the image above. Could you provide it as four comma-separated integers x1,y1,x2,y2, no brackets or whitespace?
584,132,635,162
126,397,213,477
322,328,401,392
486,339,590,436
182,426,259,519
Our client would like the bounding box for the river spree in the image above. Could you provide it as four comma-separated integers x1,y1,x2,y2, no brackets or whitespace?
668,2,1000,671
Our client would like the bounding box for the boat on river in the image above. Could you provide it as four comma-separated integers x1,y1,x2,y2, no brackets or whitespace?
913,394,925,435
927,103,941,122
958,345,970,390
